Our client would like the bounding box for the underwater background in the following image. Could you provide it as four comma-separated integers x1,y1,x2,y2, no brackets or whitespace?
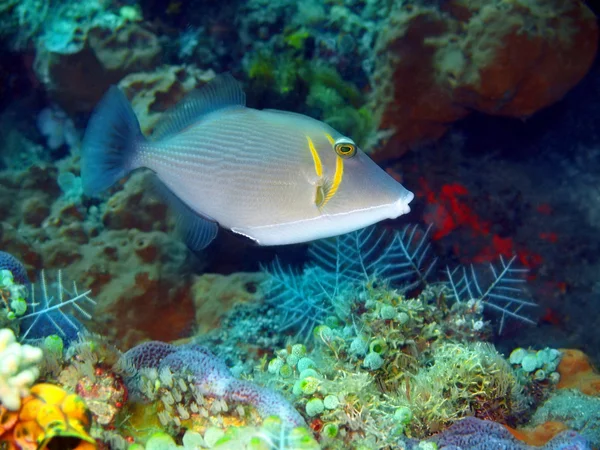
1,0,600,449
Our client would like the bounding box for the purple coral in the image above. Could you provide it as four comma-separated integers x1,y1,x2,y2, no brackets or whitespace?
409,417,590,450
123,341,305,427
0,251,30,285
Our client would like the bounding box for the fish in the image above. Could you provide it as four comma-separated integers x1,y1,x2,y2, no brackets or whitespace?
81,74,414,249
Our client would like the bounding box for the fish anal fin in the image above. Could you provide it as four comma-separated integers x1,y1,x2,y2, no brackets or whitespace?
150,176,219,250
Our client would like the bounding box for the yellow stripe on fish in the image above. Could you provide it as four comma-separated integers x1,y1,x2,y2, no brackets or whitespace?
307,134,344,208
306,136,323,178
321,155,344,207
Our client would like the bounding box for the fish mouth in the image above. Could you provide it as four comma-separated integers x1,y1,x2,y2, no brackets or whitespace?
391,190,414,217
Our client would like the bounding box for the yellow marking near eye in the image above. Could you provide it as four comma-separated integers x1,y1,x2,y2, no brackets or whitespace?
321,155,344,207
306,136,323,178
325,133,335,145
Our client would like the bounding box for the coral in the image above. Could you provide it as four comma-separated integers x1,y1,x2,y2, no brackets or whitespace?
0,162,198,348
36,105,79,152
35,23,162,114
264,264,336,341
507,422,570,447
118,65,216,135
509,348,562,383
308,224,436,289
122,341,305,427
0,251,30,286
1,251,95,342
138,418,320,450
371,0,598,158
57,172,84,204
556,349,600,396
210,416,320,449
412,416,590,450
0,260,28,326
0,164,59,231
266,225,532,341
190,272,267,335
100,171,169,232
530,390,600,447
256,270,539,446
0,382,96,450
444,255,537,333
17,269,96,343
49,334,127,428
397,342,529,436
0,328,42,410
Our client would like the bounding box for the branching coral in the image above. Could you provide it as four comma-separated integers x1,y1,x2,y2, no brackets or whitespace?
265,225,535,342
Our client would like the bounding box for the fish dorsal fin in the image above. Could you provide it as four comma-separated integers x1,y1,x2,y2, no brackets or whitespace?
151,73,246,140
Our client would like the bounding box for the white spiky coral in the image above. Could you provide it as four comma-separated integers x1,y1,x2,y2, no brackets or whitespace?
0,328,43,410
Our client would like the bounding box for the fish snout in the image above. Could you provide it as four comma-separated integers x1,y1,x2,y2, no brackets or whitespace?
393,189,414,218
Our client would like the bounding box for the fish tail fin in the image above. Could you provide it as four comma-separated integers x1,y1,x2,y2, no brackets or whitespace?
81,86,145,196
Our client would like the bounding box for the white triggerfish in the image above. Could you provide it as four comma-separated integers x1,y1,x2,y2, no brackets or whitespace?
81,74,414,249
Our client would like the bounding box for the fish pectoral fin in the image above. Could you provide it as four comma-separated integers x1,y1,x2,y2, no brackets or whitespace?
151,73,246,140
315,184,326,208
315,178,334,209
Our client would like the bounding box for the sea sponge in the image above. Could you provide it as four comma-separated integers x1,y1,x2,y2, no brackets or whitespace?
0,328,43,410
371,0,598,158
35,23,162,114
556,349,600,396
118,65,215,135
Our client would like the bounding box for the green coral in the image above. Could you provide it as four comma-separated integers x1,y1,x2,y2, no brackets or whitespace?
396,342,529,436
244,45,374,147
212,417,320,450
284,28,311,50
0,269,28,322
246,51,301,95
255,277,533,446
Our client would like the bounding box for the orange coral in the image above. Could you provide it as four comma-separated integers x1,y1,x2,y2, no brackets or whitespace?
505,421,569,446
556,349,600,396
0,384,96,450
372,0,598,159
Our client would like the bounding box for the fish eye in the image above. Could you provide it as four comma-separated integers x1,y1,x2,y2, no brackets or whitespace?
334,139,356,158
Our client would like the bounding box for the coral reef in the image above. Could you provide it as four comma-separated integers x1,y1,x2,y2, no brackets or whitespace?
556,349,600,396
0,383,97,450
190,272,267,335
371,0,598,158
118,65,215,135
0,329,42,411
530,390,600,447
409,416,590,450
0,0,599,448
122,341,305,427
35,22,162,114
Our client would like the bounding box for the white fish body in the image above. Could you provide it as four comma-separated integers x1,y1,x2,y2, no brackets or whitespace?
82,75,414,248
